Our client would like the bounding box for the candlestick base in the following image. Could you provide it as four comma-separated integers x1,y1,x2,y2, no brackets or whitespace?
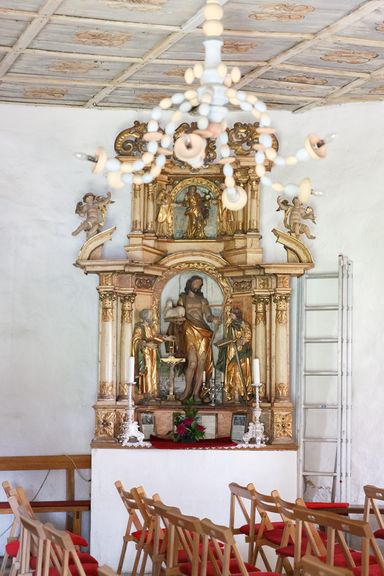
241,383,268,448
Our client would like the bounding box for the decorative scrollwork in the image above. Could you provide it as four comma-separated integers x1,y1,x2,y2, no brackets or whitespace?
115,121,148,157
95,409,115,438
135,275,157,289
273,411,293,439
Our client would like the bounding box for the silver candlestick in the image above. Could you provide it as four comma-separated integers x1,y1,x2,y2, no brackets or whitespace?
241,383,267,447
120,382,151,447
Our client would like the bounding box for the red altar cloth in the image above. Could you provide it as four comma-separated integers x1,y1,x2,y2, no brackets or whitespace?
150,436,236,449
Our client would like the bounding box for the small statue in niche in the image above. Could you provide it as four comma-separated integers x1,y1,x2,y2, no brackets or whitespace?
72,191,113,239
216,307,253,403
131,308,174,400
277,195,316,240
156,190,174,238
182,186,210,239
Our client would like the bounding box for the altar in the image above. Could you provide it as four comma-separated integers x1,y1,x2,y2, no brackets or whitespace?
90,446,298,569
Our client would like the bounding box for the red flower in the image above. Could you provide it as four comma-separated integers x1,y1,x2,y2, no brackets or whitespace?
183,417,194,426
196,424,205,432
176,423,187,435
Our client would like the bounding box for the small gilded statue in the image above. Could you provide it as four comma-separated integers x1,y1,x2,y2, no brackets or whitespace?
72,191,113,239
182,186,211,240
277,195,316,240
216,307,253,403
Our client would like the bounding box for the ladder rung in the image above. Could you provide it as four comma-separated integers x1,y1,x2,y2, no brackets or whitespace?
303,404,338,409
303,438,338,443
303,472,337,476
306,273,338,279
305,305,339,311
305,338,338,343
304,371,338,376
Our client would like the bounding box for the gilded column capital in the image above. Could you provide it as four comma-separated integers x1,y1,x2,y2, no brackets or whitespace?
119,292,136,323
98,291,117,321
99,273,114,287
252,295,270,325
273,293,290,325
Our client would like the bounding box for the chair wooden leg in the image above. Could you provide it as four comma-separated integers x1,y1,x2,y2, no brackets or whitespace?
259,548,272,572
0,551,10,576
116,538,128,575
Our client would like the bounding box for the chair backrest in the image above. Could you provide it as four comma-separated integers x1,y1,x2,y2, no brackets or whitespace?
165,508,203,576
228,482,257,536
18,510,48,576
115,481,145,533
201,517,249,576
254,487,282,533
293,505,384,576
44,523,87,576
363,484,384,529
301,555,353,576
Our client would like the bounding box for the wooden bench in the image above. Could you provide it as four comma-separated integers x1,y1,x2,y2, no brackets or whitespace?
0,454,91,535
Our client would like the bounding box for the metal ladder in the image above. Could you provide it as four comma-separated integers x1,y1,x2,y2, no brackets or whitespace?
296,255,352,502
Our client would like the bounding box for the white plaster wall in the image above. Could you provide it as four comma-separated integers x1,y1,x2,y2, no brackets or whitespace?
0,100,383,536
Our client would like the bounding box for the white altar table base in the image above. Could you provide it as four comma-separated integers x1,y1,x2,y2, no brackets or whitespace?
91,447,297,570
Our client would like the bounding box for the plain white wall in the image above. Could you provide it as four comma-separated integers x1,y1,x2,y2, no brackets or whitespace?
0,99,383,533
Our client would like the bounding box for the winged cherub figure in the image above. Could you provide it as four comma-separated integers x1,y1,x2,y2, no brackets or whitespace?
72,191,113,239
277,195,316,240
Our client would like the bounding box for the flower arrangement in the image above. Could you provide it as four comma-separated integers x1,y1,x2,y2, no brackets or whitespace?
173,400,205,443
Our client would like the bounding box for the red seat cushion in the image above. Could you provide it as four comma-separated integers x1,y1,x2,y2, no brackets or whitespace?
352,564,383,576
48,563,98,576
131,527,166,543
67,532,88,548
5,540,19,557
177,542,225,563
239,522,285,536
179,558,260,576
305,502,349,510
374,528,384,539
30,552,97,570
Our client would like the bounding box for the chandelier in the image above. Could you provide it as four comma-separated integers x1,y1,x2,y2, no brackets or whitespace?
76,0,333,211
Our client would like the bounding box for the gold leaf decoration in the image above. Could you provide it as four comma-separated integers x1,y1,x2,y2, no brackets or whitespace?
165,67,186,77
75,30,131,47
106,0,165,8
320,50,378,65
249,3,315,22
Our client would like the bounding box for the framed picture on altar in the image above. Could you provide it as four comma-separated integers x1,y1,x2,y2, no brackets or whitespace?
231,413,247,442
139,412,155,440
197,413,217,440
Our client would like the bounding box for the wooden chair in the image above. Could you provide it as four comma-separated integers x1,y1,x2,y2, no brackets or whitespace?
0,483,21,576
200,516,279,576
363,485,384,541
293,505,384,576
43,522,98,576
273,492,326,576
114,482,148,576
301,556,352,576
228,483,258,565
252,488,287,571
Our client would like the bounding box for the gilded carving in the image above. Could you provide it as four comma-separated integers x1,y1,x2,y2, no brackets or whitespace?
95,409,115,438
99,292,116,321
48,61,97,74
282,75,328,86
115,409,128,439
276,383,289,398
100,273,114,287
232,280,252,292
135,276,157,289
115,121,148,157
273,412,293,439
228,122,277,157
99,382,114,398
253,296,269,325
223,40,258,54
256,277,269,290
273,294,290,325
24,87,66,99
118,383,129,398
120,293,135,323
277,275,290,289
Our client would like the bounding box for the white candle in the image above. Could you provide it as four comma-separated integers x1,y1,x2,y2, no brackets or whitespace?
128,356,135,383
212,368,215,381
203,370,206,383
252,358,260,386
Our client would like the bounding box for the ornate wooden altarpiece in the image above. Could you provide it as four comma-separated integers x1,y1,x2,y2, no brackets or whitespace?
74,121,314,446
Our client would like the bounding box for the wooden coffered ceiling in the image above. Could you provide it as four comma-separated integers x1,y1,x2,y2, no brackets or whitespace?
1,0,384,112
